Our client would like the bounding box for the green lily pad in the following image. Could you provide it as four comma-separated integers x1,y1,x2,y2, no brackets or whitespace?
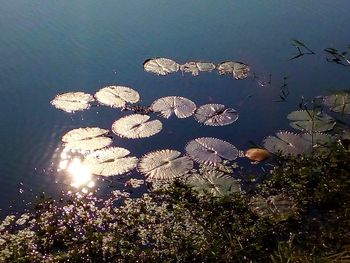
263,131,333,156
249,194,297,221
287,110,336,132
188,171,241,197
323,93,350,114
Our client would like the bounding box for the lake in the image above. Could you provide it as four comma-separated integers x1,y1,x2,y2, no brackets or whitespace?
0,0,349,218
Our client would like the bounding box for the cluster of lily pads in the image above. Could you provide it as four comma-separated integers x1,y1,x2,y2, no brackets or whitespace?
51,58,350,194
51,83,247,188
143,57,250,80
263,92,350,156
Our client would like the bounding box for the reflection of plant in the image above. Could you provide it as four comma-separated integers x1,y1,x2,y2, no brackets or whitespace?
324,46,350,66
289,39,315,60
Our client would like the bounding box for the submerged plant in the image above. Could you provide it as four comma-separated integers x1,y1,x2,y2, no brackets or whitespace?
51,92,95,113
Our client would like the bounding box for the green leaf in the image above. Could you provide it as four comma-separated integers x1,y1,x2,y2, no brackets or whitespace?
187,171,241,197
287,110,336,132
323,93,350,114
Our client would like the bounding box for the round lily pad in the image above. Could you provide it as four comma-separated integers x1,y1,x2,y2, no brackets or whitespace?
150,96,196,119
112,114,162,139
138,149,193,181
194,104,238,126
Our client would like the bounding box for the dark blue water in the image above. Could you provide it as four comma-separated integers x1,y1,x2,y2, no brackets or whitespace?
0,0,349,217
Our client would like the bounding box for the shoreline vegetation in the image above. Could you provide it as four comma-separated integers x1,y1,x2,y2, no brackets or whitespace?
0,133,349,262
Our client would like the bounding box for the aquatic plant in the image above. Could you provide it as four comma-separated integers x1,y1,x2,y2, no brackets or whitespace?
143,58,180,75
217,61,250,79
51,92,95,113
83,147,138,176
95,85,140,108
194,103,239,126
138,149,193,181
180,61,216,76
62,127,112,152
185,137,239,165
150,96,196,119
323,91,350,114
187,171,241,197
263,131,333,156
287,110,336,132
112,114,162,139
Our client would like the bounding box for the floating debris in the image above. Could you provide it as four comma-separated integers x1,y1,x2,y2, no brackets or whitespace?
95,86,140,108
287,110,336,132
187,171,241,197
62,127,112,152
125,178,144,188
150,96,196,119
194,104,238,126
245,148,271,162
185,137,239,166
83,147,138,176
217,61,250,80
263,131,333,156
51,92,94,113
112,114,162,139
323,93,350,114
138,149,193,181
143,58,180,75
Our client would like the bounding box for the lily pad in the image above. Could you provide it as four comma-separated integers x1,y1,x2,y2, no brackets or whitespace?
217,61,250,80
150,96,196,119
185,137,239,166
83,147,138,176
62,127,112,152
180,62,199,76
196,62,216,72
263,131,333,156
194,104,238,126
323,93,350,114
287,110,336,132
95,86,140,108
143,58,180,75
188,171,241,197
112,114,162,139
138,149,193,181
249,194,297,221
51,92,94,113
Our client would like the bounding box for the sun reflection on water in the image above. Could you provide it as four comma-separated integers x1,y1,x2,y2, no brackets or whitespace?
57,148,96,192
